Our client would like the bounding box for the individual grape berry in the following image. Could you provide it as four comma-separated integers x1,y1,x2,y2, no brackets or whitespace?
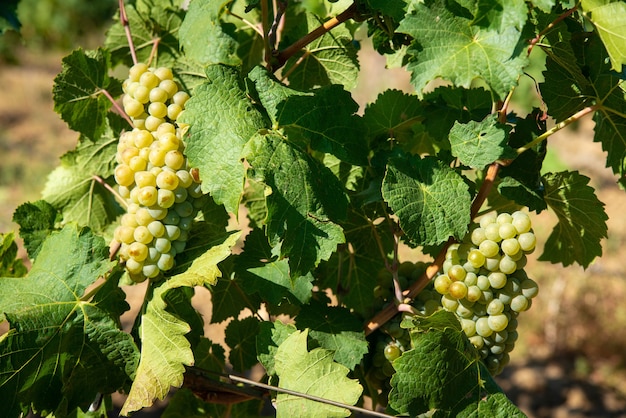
383,344,401,362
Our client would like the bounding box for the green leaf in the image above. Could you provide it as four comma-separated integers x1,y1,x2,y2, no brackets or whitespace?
180,65,267,213
472,0,528,32
449,114,514,168
248,67,368,165
363,89,423,145
382,154,472,246
389,311,524,417
0,0,20,33
274,330,363,418
0,232,26,278
164,387,264,418
105,0,184,68
52,48,120,141
225,317,261,372
210,275,253,323
365,0,409,21
317,206,390,318
179,0,241,66
540,28,626,184
257,321,297,376
244,131,347,277
41,123,123,233
581,0,626,72
279,10,359,90
398,0,528,99
241,257,314,305
12,200,59,259
295,301,369,370
498,110,548,212
539,171,608,268
121,232,240,414
0,225,138,418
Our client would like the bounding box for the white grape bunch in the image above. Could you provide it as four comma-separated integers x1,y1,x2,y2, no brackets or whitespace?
433,211,539,375
113,63,201,282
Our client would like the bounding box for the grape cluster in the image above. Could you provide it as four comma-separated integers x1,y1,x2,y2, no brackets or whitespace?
113,63,201,282
433,211,539,375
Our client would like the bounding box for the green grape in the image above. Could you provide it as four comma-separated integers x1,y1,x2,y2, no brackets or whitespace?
479,240,499,258
467,285,482,302
441,294,459,311
521,278,539,299
434,274,452,294
476,317,493,337
476,274,490,290
498,223,517,240
479,212,497,228
147,220,165,238
456,302,474,318
500,238,520,257
471,227,487,246
496,213,513,225
460,318,476,337
469,335,485,349
448,264,467,281
154,237,172,253
488,272,507,289
484,223,502,242
143,263,160,279
512,211,532,234
384,344,401,362
464,272,478,286
510,295,529,312
467,249,485,268
157,253,175,271
448,281,468,299
487,299,504,315
133,226,153,244
488,314,509,332
499,255,518,275
518,232,536,252
174,201,194,217
493,330,508,344
125,258,144,275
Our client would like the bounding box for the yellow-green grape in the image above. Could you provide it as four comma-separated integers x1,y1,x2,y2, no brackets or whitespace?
114,63,202,282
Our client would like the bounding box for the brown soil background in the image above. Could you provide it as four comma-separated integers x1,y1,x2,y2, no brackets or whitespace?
2,40,626,418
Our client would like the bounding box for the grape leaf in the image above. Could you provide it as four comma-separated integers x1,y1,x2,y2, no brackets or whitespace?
365,0,409,21
498,110,548,212
472,0,528,32
52,48,121,141
0,225,138,418
225,317,261,372
382,154,472,246
41,122,123,233
121,232,240,415
279,9,359,90
317,206,390,318
363,89,423,145
179,0,241,66
539,171,608,268
389,311,524,417
210,275,255,323
0,0,20,33
180,65,267,213
257,321,297,376
398,0,528,99
244,131,347,277
421,86,493,144
274,330,363,418
449,114,514,168
0,232,26,278
12,200,59,259
295,301,369,370
581,0,626,72
105,0,184,68
248,67,367,165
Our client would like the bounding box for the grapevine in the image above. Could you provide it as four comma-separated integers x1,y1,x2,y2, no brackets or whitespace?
0,1,622,417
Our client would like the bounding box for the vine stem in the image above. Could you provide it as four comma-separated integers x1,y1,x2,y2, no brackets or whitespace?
119,0,137,65
100,88,133,127
272,2,358,71
528,4,578,55
516,105,598,155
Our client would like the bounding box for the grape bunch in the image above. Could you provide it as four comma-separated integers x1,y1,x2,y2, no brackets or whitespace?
113,63,202,282
433,211,539,375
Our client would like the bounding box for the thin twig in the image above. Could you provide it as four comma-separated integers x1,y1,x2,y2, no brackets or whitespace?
227,9,264,37
226,374,396,418
528,5,578,55
272,2,358,71
516,105,598,155
147,38,160,67
261,0,272,68
119,0,137,65
100,88,133,127
93,175,127,208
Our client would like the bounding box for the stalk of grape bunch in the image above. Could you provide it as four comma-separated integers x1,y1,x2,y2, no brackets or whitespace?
433,211,539,375
113,63,201,282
